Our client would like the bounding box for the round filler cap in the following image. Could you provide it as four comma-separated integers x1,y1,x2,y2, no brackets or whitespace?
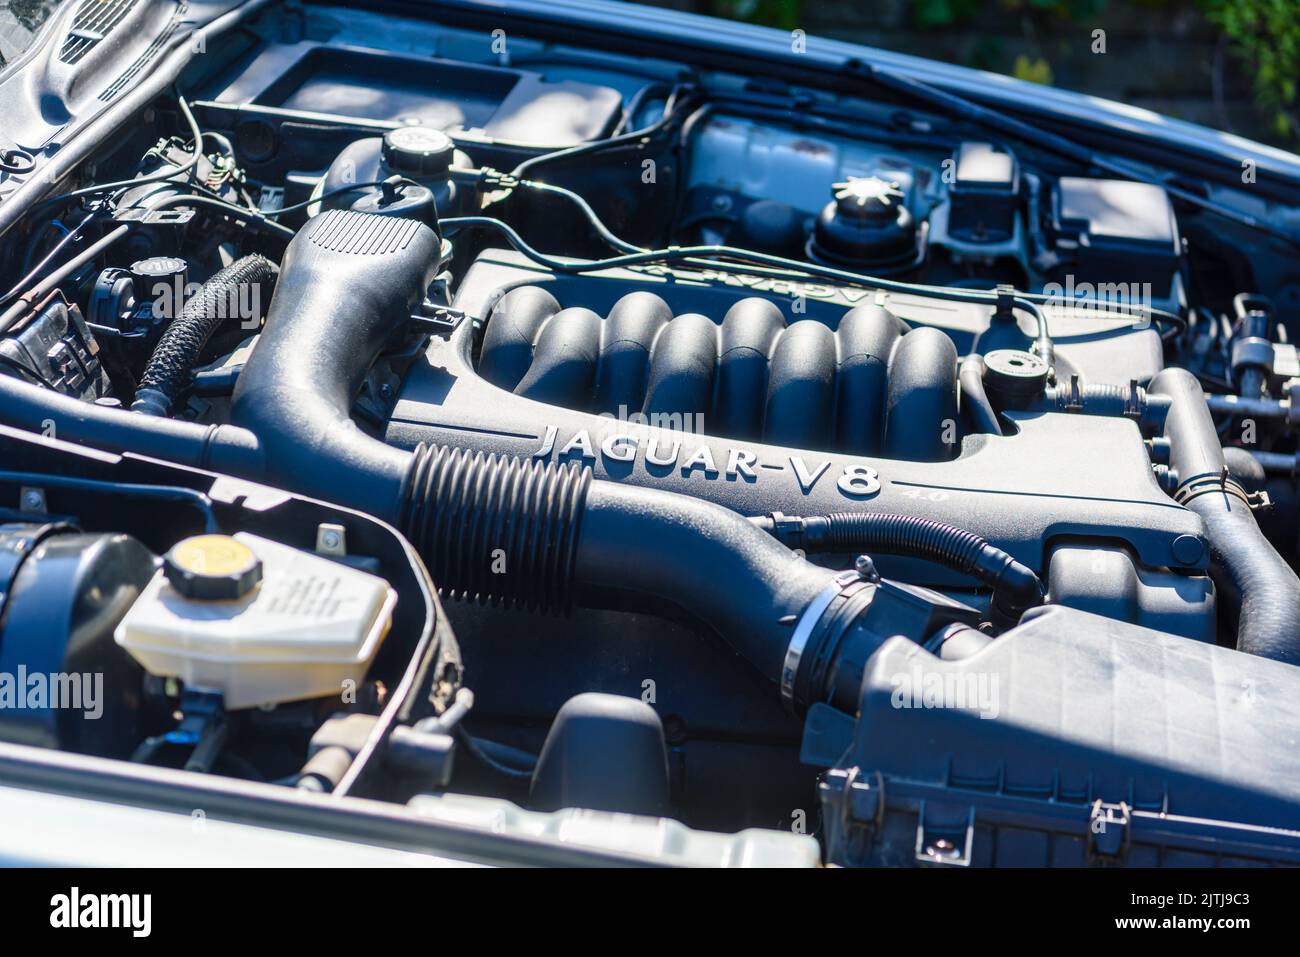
983,349,1050,403
381,126,454,177
129,256,187,304
164,534,263,601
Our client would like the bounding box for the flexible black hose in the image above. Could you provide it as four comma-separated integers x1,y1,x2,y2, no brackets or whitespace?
402,444,834,685
1149,368,1300,664
578,483,834,682
229,209,442,518
751,511,1043,628
959,355,1003,436
0,368,264,475
132,255,276,417
403,445,592,614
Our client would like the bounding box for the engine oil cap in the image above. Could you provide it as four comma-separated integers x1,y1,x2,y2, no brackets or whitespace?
983,349,1049,405
164,534,263,601
129,256,188,310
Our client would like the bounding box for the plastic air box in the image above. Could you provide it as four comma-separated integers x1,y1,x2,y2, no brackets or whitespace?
815,605,1300,867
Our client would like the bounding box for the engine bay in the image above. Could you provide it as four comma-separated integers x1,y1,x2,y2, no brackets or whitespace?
3,1,1300,866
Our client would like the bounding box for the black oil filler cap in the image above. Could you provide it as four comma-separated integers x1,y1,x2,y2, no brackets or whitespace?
164,534,263,601
129,256,188,311
983,349,1049,408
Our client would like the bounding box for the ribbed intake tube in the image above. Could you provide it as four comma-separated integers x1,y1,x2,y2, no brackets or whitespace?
132,255,276,417
403,445,593,614
401,444,836,688
478,287,960,460
1149,368,1300,664
0,205,839,692
220,211,882,699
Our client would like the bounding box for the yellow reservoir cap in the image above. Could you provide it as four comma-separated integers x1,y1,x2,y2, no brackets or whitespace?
164,534,263,600
115,532,395,709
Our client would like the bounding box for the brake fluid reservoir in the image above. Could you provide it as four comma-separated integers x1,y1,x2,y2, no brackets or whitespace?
114,533,396,709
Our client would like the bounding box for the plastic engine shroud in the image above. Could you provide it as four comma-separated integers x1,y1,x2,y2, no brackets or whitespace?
385,252,1206,593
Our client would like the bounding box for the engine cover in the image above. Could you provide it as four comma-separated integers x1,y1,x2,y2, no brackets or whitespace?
387,249,1211,634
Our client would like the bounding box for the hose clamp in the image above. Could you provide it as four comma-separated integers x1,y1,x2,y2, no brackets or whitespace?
781,570,860,709
1173,469,1263,511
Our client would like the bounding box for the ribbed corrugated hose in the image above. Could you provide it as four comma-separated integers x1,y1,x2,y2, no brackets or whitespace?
132,255,276,417
401,444,835,686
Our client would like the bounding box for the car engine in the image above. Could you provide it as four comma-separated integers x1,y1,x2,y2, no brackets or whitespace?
2,1,1300,867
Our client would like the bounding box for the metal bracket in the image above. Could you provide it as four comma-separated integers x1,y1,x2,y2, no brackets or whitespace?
1088,799,1132,860
315,523,347,557
113,207,197,225
1063,373,1084,412
824,766,884,825
914,801,976,867
819,766,885,857
408,306,474,335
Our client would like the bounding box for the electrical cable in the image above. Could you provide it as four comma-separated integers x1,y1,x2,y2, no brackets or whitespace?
260,178,421,218
0,210,98,308
507,176,646,254
143,191,296,239
0,222,133,337
509,85,696,181
455,726,535,781
32,94,205,211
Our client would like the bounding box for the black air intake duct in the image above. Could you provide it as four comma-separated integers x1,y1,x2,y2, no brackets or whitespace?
6,210,1263,705
0,209,858,701
401,444,836,686
224,211,933,702
229,209,443,517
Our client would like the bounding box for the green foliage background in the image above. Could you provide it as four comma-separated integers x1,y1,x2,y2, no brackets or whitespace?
1202,0,1299,140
